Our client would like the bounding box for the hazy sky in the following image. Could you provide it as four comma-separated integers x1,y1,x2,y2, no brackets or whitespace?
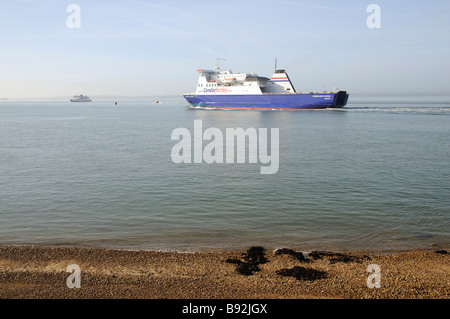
1,0,450,98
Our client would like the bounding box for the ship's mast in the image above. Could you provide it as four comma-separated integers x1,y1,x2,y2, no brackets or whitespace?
215,58,222,71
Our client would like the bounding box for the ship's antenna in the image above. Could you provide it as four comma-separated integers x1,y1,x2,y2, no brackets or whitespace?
274,58,277,72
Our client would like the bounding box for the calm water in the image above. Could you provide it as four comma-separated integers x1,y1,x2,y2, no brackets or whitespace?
0,96,449,252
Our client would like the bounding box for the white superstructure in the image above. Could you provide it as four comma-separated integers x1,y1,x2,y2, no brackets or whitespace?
193,61,296,96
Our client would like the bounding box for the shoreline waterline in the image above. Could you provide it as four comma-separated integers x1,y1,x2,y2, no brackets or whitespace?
1,240,448,255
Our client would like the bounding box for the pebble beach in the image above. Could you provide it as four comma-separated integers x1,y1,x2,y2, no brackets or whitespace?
0,244,448,299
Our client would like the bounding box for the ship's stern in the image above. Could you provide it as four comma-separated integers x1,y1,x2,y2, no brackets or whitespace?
333,91,349,107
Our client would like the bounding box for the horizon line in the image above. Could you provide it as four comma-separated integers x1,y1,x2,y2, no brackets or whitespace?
2,91,450,101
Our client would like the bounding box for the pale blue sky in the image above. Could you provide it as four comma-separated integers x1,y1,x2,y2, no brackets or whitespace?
1,0,449,98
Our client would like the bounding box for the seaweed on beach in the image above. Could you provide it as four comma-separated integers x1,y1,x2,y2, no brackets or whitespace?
308,251,370,264
235,262,261,276
276,266,327,281
274,248,306,262
225,246,268,276
242,246,268,265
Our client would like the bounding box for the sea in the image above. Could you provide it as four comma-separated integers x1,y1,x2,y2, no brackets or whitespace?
0,95,449,252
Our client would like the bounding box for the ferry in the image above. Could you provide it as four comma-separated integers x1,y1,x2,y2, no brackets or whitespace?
183,61,348,110
70,94,92,102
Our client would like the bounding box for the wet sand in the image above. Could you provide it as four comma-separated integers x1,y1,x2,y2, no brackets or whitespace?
0,244,448,299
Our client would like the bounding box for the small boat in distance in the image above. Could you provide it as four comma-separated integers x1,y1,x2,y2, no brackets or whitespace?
70,94,92,102
153,100,160,104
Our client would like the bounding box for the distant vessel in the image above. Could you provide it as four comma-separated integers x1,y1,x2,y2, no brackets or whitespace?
153,100,160,104
70,94,92,102
183,60,348,110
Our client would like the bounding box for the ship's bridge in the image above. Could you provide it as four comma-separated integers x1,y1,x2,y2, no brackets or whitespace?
197,68,248,86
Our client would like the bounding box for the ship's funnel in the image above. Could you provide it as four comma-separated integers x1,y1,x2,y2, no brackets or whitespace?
270,70,296,93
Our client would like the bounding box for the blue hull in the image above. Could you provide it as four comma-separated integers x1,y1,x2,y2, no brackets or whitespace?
183,91,349,110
